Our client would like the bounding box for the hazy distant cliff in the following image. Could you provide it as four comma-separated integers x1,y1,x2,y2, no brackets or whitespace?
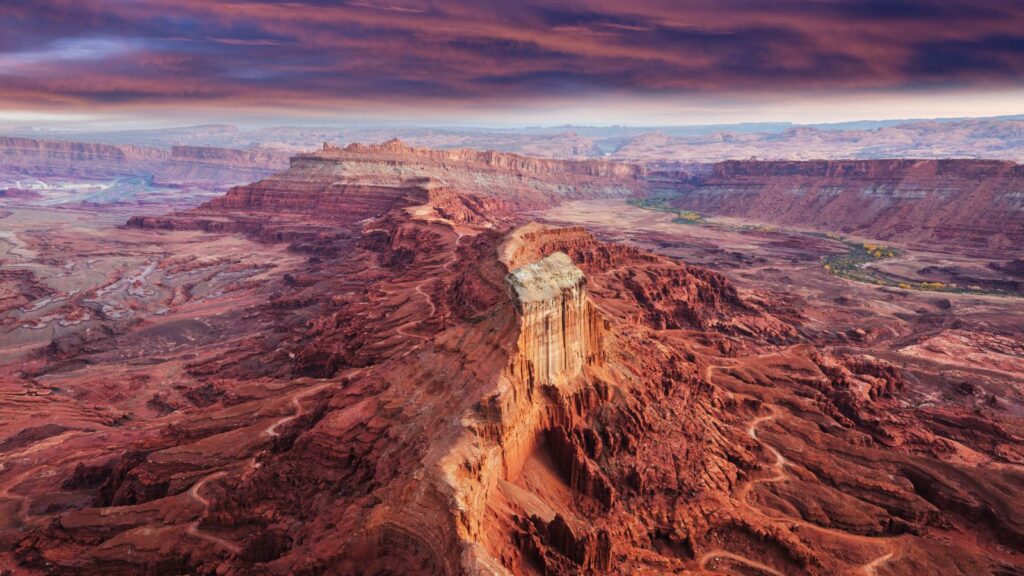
0,136,166,179
0,136,287,188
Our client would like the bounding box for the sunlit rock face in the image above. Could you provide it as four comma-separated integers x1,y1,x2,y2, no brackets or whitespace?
506,252,601,388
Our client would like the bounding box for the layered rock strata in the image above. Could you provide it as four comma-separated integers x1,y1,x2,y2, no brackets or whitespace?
505,252,601,387
0,136,286,189
659,159,1024,254
5,150,1024,576
129,140,646,236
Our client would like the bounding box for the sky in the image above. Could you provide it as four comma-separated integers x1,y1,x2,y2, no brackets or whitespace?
1,0,1024,128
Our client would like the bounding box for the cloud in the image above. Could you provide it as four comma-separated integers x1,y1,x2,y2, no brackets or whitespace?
0,0,1021,114
907,34,1024,76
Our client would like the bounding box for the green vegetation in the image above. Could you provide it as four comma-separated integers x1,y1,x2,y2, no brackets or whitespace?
821,241,1014,296
672,210,705,225
822,241,900,285
627,197,706,225
627,196,678,213
626,199,1017,297
737,223,778,233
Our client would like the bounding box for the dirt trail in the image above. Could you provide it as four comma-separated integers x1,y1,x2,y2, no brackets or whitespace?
0,430,87,526
861,550,896,575
185,470,241,554
186,376,349,553
700,362,904,575
265,382,334,438
414,282,436,317
698,549,786,576
746,409,903,572
393,228,465,351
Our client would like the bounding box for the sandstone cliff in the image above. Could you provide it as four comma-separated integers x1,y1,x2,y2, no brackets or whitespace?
505,252,601,387
130,140,647,237
153,145,288,187
0,136,166,179
9,145,1024,576
330,139,643,179
0,136,287,189
662,159,1024,254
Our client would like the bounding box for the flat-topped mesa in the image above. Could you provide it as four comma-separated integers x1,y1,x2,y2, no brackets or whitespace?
506,252,602,388
0,136,286,183
131,140,648,234
312,138,645,179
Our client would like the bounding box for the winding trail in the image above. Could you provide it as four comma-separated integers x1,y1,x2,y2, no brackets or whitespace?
698,362,904,575
414,282,437,317
185,471,241,554
186,377,341,553
736,410,789,502
0,430,88,526
182,222,472,556
861,550,896,575
265,382,334,438
394,228,465,353
0,467,36,525
698,550,785,576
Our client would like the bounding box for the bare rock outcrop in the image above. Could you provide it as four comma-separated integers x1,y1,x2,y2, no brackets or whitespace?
129,140,646,236
8,144,1024,576
505,252,602,387
661,159,1024,254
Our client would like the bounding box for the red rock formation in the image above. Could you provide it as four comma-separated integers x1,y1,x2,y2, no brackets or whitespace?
4,146,1023,576
0,136,165,179
663,159,1024,254
128,140,646,242
333,138,643,179
153,145,288,187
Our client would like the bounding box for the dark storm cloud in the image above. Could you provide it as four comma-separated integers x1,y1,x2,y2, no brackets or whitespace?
0,0,1022,110
907,34,1024,76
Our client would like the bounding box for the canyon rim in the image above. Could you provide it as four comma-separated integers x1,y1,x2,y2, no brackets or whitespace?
1,2,1024,575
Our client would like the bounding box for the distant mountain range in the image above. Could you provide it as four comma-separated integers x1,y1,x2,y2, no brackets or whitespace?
4,114,1024,164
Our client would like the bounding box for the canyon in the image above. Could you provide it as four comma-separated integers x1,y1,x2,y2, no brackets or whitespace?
657,159,1024,256
0,141,1021,576
0,136,290,211
0,136,288,186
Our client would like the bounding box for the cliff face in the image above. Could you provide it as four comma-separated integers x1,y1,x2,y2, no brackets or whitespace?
608,117,1024,163
0,136,166,179
506,253,601,388
131,140,647,237
205,177,422,221
308,140,645,214
153,145,288,187
327,139,644,179
11,140,1024,576
663,159,1024,253
0,136,286,189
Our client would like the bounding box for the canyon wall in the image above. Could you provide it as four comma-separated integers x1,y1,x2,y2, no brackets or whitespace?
663,159,1024,253
328,139,644,179
11,139,1024,575
0,136,166,179
311,140,645,214
447,245,611,575
0,136,287,188
153,145,289,187
131,140,647,234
